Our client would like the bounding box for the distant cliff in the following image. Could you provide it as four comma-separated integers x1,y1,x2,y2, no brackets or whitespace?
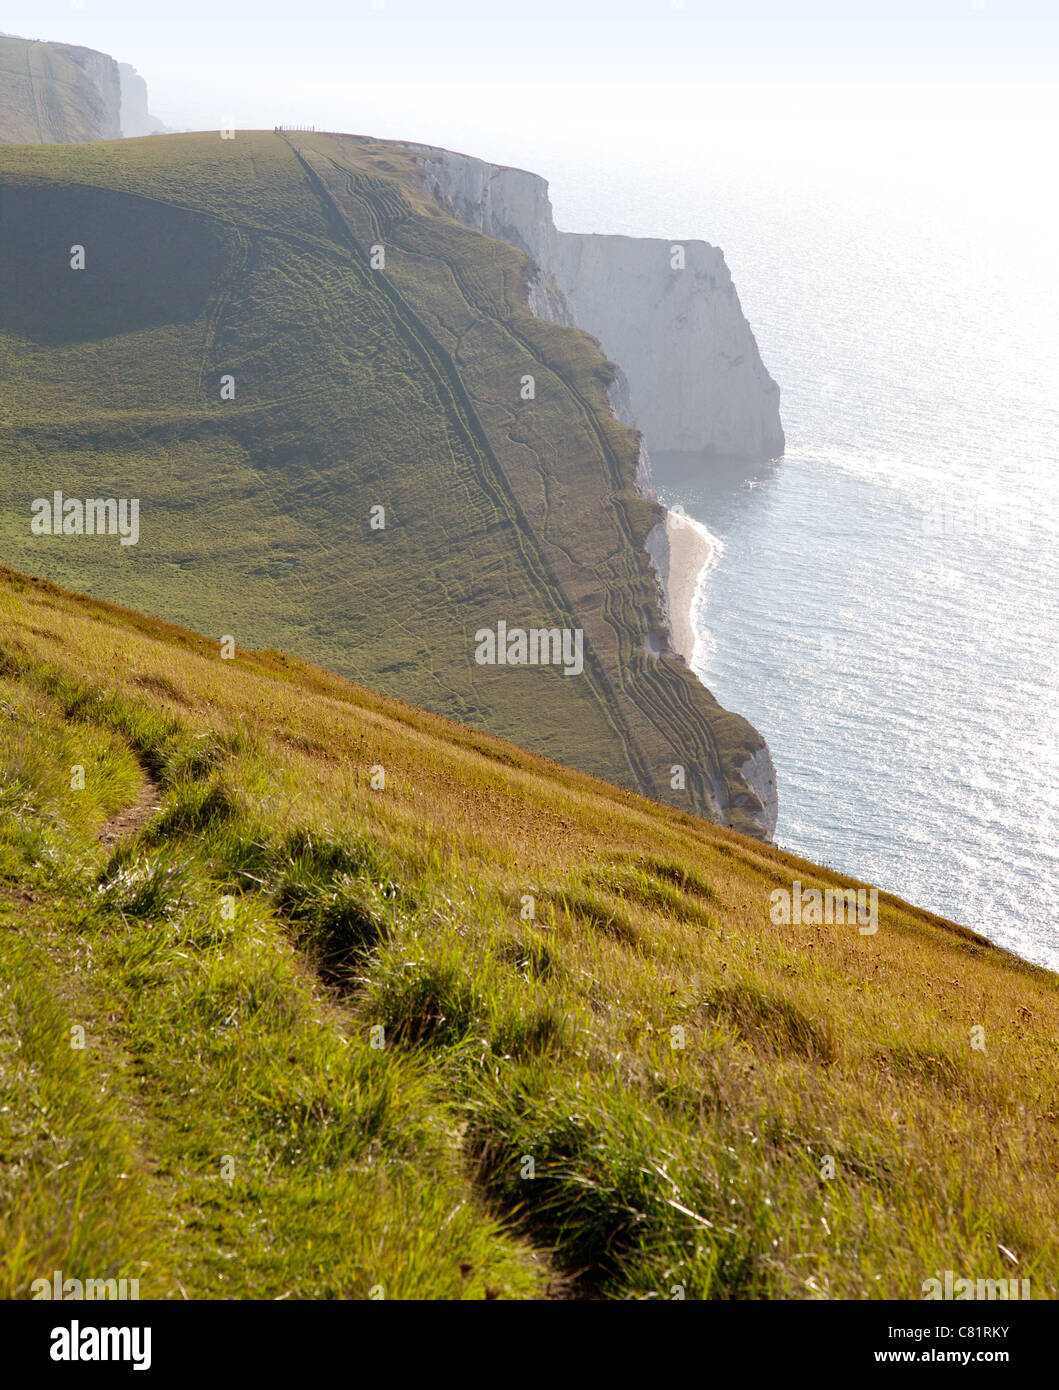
118,63,166,138
0,35,121,143
0,36,164,144
411,145,784,463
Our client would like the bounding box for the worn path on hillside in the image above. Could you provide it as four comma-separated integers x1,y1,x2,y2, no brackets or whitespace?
97,775,163,848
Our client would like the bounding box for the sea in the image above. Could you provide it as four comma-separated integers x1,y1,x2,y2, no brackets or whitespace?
517,140,1059,971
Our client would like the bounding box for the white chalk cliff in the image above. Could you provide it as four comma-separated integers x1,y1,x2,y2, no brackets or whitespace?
411,145,784,462
118,64,167,139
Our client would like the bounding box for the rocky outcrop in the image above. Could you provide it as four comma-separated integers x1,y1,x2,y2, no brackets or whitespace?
118,63,166,138
740,745,780,841
411,144,784,463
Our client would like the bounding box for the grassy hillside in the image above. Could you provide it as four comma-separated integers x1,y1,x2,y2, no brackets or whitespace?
0,129,768,833
0,37,118,144
2,565,1057,1300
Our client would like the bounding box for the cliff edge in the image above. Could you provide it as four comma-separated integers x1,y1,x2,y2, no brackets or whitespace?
411,144,784,463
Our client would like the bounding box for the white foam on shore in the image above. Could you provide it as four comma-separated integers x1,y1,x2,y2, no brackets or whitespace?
668,504,724,567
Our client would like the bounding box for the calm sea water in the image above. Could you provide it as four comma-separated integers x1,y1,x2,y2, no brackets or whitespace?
536,147,1059,970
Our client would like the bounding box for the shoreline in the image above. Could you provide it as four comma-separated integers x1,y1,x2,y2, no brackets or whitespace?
664,506,714,666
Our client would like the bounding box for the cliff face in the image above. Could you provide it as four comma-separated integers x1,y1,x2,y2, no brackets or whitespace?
411,145,784,463
118,63,166,138
554,233,784,459
55,44,121,140
0,35,121,143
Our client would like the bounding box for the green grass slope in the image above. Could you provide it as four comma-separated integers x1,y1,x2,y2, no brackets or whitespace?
0,37,118,145
0,130,768,833
1,566,1057,1299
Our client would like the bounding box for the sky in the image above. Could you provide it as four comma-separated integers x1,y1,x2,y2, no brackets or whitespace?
2,0,1055,227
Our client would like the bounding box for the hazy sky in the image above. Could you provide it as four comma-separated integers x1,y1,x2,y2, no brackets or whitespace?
4,1,1055,218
